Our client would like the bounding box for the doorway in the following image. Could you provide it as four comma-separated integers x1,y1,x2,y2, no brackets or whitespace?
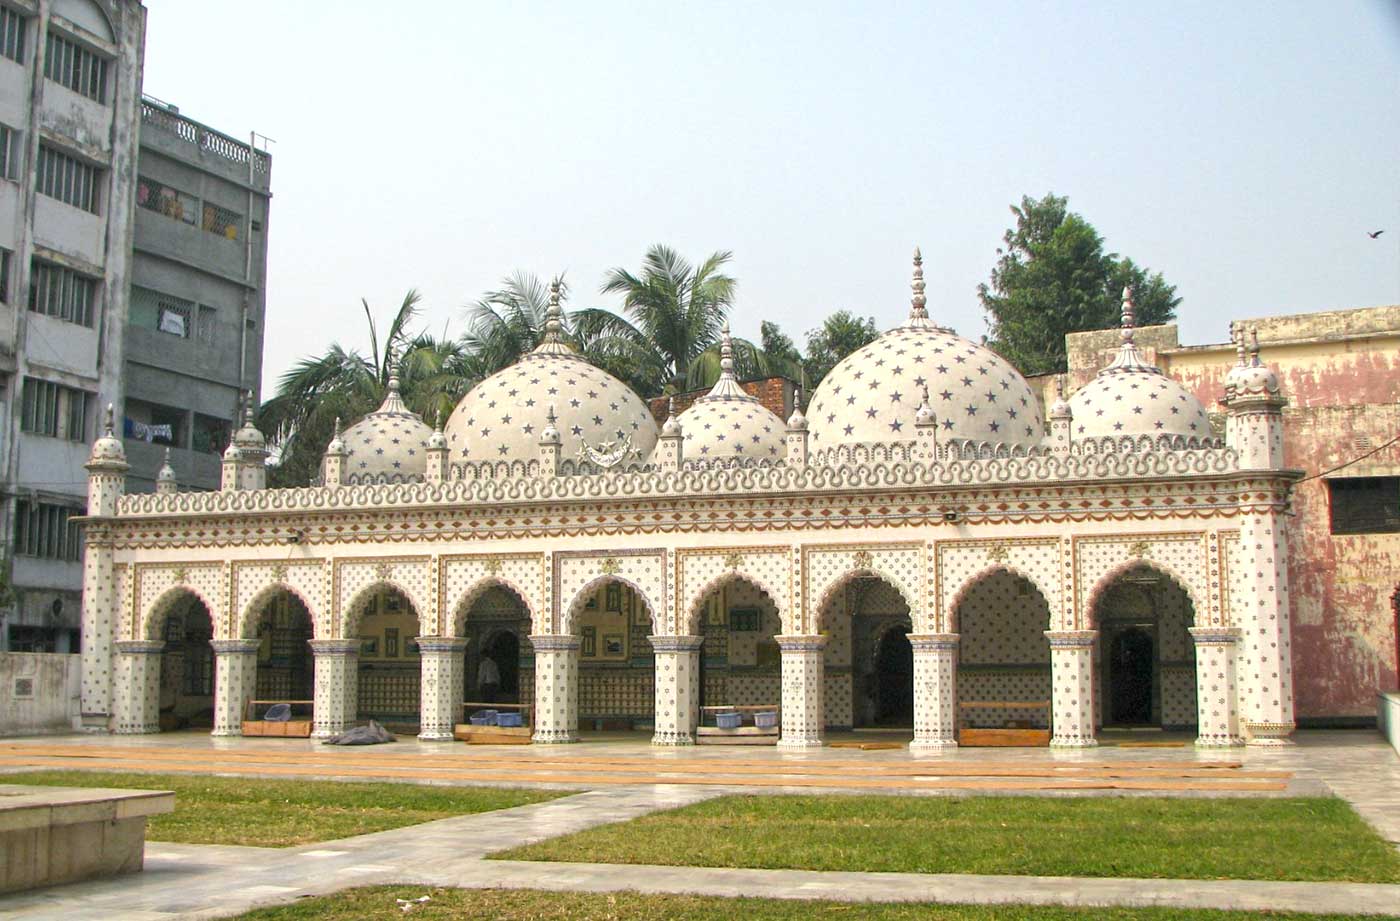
1108,626,1155,725
873,626,913,725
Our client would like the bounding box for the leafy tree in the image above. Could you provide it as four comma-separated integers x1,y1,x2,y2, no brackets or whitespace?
978,193,1179,375
803,311,880,390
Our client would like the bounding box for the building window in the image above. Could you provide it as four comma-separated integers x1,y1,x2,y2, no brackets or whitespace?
1328,477,1400,535
136,176,197,224
201,202,242,240
0,122,18,180
124,398,184,447
36,144,100,213
192,413,231,455
29,260,97,326
196,305,217,346
0,247,11,304
0,7,25,64
130,285,194,338
43,31,107,103
20,377,90,441
13,500,83,561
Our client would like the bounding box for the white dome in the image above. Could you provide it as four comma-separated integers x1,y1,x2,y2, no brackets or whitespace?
1067,291,1214,443
444,282,658,467
340,376,433,482
1224,328,1281,403
806,250,1044,453
88,404,127,466
676,326,785,463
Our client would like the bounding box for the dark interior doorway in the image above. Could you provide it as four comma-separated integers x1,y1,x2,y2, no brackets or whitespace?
1109,627,1155,725
874,626,914,725
485,631,520,700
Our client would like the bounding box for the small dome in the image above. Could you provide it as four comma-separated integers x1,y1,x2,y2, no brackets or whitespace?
661,398,682,436
232,396,266,451
444,280,658,466
156,448,177,485
1224,328,1281,401
1067,290,1213,443
88,404,127,466
1049,376,1072,420
676,326,785,463
340,375,433,482
806,249,1044,453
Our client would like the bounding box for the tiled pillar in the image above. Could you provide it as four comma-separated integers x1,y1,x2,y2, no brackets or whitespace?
530,634,579,743
417,637,467,741
1046,630,1097,748
651,635,703,746
112,641,163,735
211,639,260,737
909,633,959,751
1190,627,1244,747
1238,510,1296,746
310,639,360,739
776,634,826,749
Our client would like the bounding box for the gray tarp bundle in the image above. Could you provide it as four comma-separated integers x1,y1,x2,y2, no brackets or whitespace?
263,703,292,722
321,720,396,745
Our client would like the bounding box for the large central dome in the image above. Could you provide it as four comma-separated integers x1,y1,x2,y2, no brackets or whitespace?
806,250,1044,453
443,282,658,465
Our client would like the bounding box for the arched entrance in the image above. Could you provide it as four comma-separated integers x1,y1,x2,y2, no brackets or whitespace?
954,570,1052,737
691,575,783,739
252,590,314,703
818,574,912,732
1092,564,1198,731
571,578,655,734
457,584,533,711
157,594,215,731
351,585,421,728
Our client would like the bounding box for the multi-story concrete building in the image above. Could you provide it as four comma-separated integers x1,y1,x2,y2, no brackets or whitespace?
0,0,146,653
124,97,270,493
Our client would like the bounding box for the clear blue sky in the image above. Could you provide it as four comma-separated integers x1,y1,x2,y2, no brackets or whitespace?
141,1,1400,393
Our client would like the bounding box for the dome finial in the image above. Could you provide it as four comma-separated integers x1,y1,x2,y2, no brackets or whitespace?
662,396,682,436
698,320,749,402
1120,287,1136,345
909,246,929,323
1055,374,1066,401
103,402,115,437
532,276,577,356
720,323,734,376
1248,328,1262,366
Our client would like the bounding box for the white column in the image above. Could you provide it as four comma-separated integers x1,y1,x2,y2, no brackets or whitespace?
530,634,579,743
211,639,259,737
776,634,826,749
112,641,163,735
79,539,117,731
310,639,360,739
417,636,467,741
910,633,959,751
651,635,703,746
1238,510,1296,746
1190,627,1243,747
1047,630,1097,748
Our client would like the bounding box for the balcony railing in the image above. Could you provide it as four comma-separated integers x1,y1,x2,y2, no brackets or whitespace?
140,97,270,176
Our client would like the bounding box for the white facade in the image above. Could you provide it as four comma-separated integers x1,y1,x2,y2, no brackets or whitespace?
77,259,1300,749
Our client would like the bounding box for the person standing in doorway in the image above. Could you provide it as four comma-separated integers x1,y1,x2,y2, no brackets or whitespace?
478,654,500,703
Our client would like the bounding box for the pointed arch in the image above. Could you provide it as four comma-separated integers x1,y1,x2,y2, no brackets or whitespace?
237,582,320,640
562,575,657,635
683,570,786,636
1086,559,1205,629
143,585,215,641
945,564,1054,634
451,577,537,638
341,580,424,639
813,566,914,629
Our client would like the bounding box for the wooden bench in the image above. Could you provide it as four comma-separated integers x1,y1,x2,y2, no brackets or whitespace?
454,701,533,744
697,705,780,745
241,699,314,738
957,700,1051,747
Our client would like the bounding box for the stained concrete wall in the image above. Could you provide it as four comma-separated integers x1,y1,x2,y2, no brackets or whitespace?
1045,304,1400,721
0,652,81,735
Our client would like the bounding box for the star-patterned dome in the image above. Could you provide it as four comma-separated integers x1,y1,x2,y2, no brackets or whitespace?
674,325,786,463
339,374,433,482
444,281,659,467
1067,290,1213,443
806,250,1044,453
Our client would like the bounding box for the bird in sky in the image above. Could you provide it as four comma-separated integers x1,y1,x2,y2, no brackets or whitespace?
1368,230,1385,238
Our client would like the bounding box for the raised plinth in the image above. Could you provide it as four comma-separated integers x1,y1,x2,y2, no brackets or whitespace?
0,784,174,894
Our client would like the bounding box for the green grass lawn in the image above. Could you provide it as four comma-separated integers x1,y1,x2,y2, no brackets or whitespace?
497,794,1400,883
9,771,560,847
232,887,1399,921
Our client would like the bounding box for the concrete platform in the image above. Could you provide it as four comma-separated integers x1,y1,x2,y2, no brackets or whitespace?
0,784,174,895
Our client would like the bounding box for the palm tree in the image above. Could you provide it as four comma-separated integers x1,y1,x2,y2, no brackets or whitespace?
599,245,736,393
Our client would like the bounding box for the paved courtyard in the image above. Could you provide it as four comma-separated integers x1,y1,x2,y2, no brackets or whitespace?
0,730,1396,919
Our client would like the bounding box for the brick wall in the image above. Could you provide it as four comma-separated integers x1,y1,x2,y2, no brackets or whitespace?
648,377,795,425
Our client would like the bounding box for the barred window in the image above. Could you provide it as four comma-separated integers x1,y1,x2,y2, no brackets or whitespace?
136,176,197,225
202,202,241,240
0,7,25,64
0,247,11,304
20,377,90,441
0,123,17,180
130,285,193,338
44,31,107,103
37,144,99,212
1329,477,1400,535
13,500,83,562
29,260,96,326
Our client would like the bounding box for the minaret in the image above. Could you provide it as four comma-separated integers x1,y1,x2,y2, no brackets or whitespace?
538,405,562,475
225,392,269,490
155,447,178,495
913,385,938,461
321,416,347,486
81,404,129,730
656,397,684,471
425,410,449,485
785,386,809,465
1224,327,1286,470
1048,375,1073,455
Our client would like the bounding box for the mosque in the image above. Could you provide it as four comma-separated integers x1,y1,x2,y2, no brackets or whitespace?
77,252,1299,749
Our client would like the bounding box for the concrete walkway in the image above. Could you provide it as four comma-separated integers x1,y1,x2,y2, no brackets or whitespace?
0,730,1396,919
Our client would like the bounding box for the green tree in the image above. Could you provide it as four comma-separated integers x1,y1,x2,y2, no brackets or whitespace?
599,245,736,392
803,311,880,391
978,193,1179,376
